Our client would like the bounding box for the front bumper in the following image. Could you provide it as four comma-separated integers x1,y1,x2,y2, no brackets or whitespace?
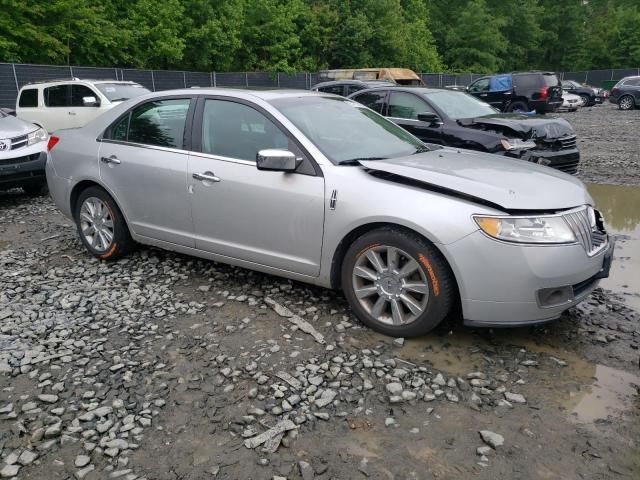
504,147,580,175
0,145,47,189
443,230,612,327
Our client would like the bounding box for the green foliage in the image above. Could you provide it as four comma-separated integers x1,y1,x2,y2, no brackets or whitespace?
0,0,638,73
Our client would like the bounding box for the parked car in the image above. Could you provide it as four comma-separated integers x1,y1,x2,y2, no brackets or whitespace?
466,72,563,113
16,79,150,131
561,80,603,106
46,89,612,337
609,76,640,110
349,87,581,174
0,110,48,195
317,68,423,85
312,80,396,97
559,92,581,112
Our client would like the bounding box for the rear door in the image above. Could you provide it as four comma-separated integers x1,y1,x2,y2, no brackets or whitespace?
386,91,442,144
99,96,195,246
42,84,73,131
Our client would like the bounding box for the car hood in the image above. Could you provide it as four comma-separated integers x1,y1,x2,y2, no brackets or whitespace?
360,148,590,211
0,114,38,137
457,114,574,140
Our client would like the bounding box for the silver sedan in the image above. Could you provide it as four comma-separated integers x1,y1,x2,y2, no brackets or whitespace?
46,89,613,337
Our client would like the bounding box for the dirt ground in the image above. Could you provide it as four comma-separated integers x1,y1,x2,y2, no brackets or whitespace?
0,104,639,480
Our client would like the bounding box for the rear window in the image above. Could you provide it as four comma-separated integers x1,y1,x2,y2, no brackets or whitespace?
19,88,38,108
543,74,560,87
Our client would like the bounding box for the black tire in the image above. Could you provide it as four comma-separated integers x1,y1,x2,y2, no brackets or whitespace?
579,94,591,107
22,181,49,197
619,95,635,111
341,227,455,337
74,186,134,261
507,100,529,113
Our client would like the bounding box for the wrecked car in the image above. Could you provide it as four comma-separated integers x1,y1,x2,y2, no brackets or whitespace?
349,87,580,174
46,90,612,337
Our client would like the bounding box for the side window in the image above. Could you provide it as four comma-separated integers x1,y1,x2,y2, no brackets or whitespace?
319,85,345,96
19,88,38,108
387,92,432,120
513,74,540,90
468,78,490,93
352,91,387,114
71,85,98,106
44,85,70,107
201,99,290,162
345,85,364,96
128,98,190,148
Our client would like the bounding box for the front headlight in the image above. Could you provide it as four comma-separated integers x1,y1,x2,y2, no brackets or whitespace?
500,138,536,151
474,215,576,244
27,127,48,146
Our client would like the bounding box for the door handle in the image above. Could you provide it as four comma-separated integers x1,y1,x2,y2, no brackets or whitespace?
192,171,220,182
100,155,121,165
68,111,77,116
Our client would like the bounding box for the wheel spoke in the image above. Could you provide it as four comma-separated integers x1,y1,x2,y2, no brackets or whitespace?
398,259,419,278
387,247,399,272
390,299,403,325
399,293,424,316
103,218,114,229
355,285,378,299
403,281,428,294
370,297,387,318
82,224,95,236
366,250,386,273
80,212,93,223
354,265,378,282
102,228,114,243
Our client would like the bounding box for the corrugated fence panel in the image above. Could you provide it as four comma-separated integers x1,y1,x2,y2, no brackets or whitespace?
215,72,247,87
71,66,118,80
309,72,320,88
185,71,211,88
586,70,614,87
248,72,277,88
0,63,17,108
14,64,71,88
612,68,640,80
153,70,186,91
120,69,154,90
563,71,589,82
420,73,441,87
278,73,307,89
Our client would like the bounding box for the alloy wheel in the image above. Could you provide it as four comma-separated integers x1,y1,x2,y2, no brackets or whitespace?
79,197,115,252
620,96,634,110
351,245,429,326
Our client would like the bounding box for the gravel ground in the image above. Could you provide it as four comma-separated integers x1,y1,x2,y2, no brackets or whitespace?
1,107,640,480
557,102,640,186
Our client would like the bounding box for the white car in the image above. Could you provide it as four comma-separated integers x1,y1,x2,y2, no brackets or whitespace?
16,79,150,132
560,92,581,112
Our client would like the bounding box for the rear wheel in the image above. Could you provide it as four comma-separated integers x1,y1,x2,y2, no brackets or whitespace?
74,186,134,261
507,100,529,113
619,95,635,110
341,227,454,337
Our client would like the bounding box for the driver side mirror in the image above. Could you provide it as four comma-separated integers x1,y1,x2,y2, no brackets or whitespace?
256,149,301,172
82,96,100,107
417,112,442,126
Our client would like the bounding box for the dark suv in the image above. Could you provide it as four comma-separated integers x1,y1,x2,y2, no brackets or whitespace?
609,76,640,110
466,72,563,113
311,80,395,97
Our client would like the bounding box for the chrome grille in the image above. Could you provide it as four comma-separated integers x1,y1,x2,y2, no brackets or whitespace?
558,135,577,150
10,134,28,150
563,207,607,256
537,135,577,151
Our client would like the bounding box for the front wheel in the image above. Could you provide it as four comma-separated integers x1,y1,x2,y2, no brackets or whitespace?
341,227,455,337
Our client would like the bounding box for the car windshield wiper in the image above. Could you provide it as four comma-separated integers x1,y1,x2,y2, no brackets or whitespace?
109,97,130,102
337,157,387,165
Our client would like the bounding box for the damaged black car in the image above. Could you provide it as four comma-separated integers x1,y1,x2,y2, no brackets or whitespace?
348,87,580,174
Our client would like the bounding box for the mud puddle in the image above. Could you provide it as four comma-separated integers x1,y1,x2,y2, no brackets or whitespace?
587,183,640,310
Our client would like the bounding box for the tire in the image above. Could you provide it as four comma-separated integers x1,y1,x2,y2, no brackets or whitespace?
341,227,455,337
507,100,529,113
619,95,635,111
74,186,134,261
22,181,48,197
579,94,590,107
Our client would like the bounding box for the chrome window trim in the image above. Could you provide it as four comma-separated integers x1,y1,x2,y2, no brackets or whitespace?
99,138,189,155
188,150,255,166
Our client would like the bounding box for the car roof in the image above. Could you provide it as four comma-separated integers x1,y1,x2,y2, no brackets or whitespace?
312,79,395,88
133,88,336,102
347,86,444,95
20,79,141,88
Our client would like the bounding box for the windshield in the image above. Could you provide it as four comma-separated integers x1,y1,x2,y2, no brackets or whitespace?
424,91,497,120
96,83,150,102
269,96,426,164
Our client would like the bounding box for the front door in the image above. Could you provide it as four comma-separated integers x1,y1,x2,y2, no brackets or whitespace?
386,91,442,144
99,97,195,246
189,98,325,276
67,84,103,128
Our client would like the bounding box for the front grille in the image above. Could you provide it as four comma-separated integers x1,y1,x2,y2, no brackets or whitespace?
0,153,40,167
11,134,28,150
537,135,577,152
562,207,607,256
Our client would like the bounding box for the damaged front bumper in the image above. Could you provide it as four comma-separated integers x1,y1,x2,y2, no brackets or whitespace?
502,137,580,175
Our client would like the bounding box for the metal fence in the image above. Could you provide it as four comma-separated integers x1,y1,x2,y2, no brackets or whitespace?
1,62,639,108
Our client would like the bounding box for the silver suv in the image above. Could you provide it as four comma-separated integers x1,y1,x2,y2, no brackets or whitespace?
16,79,150,132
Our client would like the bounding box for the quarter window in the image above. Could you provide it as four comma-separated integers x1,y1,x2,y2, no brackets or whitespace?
387,92,431,120
127,99,190,148
201,99,290,162
19,88,38,108
352,91,387,114
44,85,69,107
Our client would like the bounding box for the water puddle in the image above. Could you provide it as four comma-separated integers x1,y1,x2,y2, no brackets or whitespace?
564,364,640,424
587,183,640,310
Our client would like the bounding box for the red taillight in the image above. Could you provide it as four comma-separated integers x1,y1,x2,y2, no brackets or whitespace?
47,136,59,151
539,86,548,100
612,88,619,95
